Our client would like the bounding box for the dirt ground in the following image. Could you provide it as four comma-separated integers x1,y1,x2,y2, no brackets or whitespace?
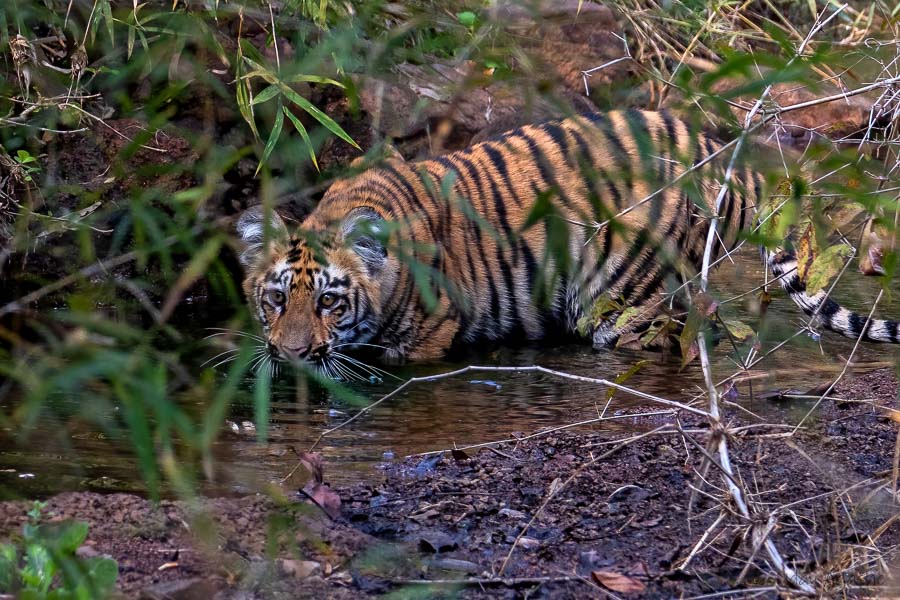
1,368,898,599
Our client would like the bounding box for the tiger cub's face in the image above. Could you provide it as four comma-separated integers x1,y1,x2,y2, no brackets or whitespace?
237,206,388,364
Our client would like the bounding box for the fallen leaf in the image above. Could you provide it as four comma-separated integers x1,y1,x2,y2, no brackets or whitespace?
278,559,320,579
302,481,341,519
806,244,853,294
860,222,886,276
516,536,540,549
615,306,640,330
721,318,755,341
591,569,646,594
451,449,470,461
719,382,738,402
498,508,527,520
296,451,324,484
795,223,816,282
693,291,719,316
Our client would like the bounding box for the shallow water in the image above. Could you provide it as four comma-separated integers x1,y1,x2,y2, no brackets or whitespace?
1,248,897,498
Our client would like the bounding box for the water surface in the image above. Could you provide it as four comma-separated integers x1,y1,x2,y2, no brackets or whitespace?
1,248,897,498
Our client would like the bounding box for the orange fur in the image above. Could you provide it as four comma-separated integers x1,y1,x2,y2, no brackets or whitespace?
240,110,759,363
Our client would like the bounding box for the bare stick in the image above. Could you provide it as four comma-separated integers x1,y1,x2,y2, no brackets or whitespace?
305,365,710,453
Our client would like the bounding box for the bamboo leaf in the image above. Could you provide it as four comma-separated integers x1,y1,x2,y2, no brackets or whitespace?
254,368,271,443
101,0,115,45
250,84,281,106
235,51,259,139
255,100,285,176
159,236,224,321
279,84,360,149
282,106,319,171
285,74,345,88
605,359,649,401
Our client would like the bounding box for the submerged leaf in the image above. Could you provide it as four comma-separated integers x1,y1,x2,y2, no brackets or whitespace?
721,318,755,341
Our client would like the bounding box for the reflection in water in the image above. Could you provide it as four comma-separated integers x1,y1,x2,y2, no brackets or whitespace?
1,249,897,497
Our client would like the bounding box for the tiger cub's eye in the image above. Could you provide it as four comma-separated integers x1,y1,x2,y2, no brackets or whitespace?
268,290,286,306
319,292,337,308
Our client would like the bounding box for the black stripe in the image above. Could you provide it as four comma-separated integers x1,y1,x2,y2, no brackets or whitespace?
380,164,436,238
453,155,503,329
849,311,865,337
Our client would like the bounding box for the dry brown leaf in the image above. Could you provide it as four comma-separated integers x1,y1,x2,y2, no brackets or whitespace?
859,221,886,276
591,569,646,594
296,451,324,484
302,481,341,519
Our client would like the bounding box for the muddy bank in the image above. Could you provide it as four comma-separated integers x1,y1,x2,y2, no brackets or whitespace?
1,368,898,598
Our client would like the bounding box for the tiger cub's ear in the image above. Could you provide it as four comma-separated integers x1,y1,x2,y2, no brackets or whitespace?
236,206,289,268
348,144,404,170
339,207,388,276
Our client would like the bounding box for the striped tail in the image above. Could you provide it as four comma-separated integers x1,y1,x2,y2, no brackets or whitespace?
767,251,900,343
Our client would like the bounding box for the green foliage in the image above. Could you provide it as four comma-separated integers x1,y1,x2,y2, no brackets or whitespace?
14,150,40,182
0,502,118,599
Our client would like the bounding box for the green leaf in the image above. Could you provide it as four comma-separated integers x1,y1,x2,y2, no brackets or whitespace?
254,368,271,444
54,522,89,554
606,360,650,401
250,85,281,106
127,24,135,59
16,150,36,163
285,74,344,88
24,544,54,592
85,556,118,591
255,100,285,176
721,319,755,341
235,47,260,140
278,84,360,149
680,306,704,368
615,306,640,330
806,244,853,294
457,11,477,27
101,0,115,45
282,106,319,171
0,544,17,591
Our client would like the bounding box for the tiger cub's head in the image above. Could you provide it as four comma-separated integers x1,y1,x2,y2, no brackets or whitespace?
236,206,389,364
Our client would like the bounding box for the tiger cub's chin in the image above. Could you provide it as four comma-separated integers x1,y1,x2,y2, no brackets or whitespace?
237,110,900,368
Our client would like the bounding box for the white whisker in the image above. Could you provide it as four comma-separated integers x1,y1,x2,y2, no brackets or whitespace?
200,347,242,368
204,328,267,343
332,352,402,382
331,358,363,382
332,342,391,351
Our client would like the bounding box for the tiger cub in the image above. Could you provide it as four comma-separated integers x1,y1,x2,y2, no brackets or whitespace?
238,110,899,365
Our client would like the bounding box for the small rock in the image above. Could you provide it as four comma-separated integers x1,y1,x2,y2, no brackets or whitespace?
75,544,100,559
430,558,482,573
498,508,527,520
140,578,220,600
278,559,321,579
417,531,459,553
517,536,540,549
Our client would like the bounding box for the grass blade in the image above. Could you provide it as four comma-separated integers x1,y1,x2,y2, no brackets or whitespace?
278,83,359,150
282,105,319,171
255,99,285,176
